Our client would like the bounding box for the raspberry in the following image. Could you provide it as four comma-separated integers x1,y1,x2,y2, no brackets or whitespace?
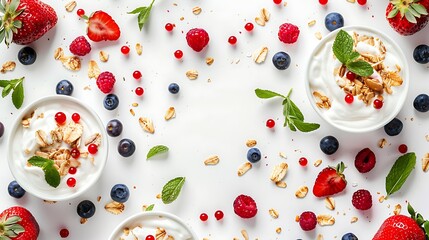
69,36,91,56
278,23,300,44
299,211,317,231
233,194,257,218
186,28,210,52
354,148,376,173
352,189,372,210
96,71,116,94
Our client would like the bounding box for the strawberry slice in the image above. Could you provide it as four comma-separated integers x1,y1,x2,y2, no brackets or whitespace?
312,162,347,197
87,11,121,42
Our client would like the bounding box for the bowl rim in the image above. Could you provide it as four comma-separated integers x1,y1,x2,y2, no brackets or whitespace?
7,95,108,201
108,211,199,240
305,25,410,133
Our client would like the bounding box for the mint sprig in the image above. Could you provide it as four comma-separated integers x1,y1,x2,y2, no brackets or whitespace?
161,177,185,204
0,77,24,109
128,0,155,31
255,88,320,132
145,204,154,211
333,30,373,77
28,156,61,188
385,152,416,197
147,145,169,159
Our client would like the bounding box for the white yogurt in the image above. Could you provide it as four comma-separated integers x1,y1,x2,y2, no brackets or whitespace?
307,27,408,132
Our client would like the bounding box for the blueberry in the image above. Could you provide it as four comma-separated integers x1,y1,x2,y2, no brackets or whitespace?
56,80,74,95
320,136,339,155
8,181,26,198
104,94,119,110
18,47,37,65
325,12,344,32
110,184,130,203
342,233,358,240
118,138,136,157
0,121,4,138
77,200,96,218
413,94,429,112
413,44,429,64
106,119,123,137
168,83,180,94
384,118,403,136
272,51,291,70
247,148,261,163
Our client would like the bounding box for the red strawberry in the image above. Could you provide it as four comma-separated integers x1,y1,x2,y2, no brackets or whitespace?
386,0,429,36
86,11,121,42
312,162,347,197
0,206,39,240
0,0,57,47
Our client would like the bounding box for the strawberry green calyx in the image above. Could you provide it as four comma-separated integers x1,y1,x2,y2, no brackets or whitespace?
408,203,429,238
387,0,429,23
0,0,25,47
0,214,25,239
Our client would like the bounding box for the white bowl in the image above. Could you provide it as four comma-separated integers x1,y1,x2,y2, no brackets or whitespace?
305,26,409,132
7,95,108,201
108,211,198,240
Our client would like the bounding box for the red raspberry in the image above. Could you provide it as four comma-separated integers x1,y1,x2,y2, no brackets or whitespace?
354,148,376,173
352,189,372,210
299,211,317,231
69,36,91,56
278,23,300,44
233,194,257,218
96,71,116,94
186,28,210,52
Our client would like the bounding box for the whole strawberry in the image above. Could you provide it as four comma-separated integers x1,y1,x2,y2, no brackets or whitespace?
386,0,429,36
0,0,57,47
0,206,39,240
312,162,347,197
186,28,210,52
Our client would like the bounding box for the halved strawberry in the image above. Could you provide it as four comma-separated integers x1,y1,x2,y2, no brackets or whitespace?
86,11,121,42
312,162,347,197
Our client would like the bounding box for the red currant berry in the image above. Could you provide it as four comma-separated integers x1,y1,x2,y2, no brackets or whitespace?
273,0,282,4
214,210,224,220
266,119,275,128
133,70,142,80
346,71,356,81
228,36,237,45
88,144,98,154
165,23,174,31
373,99,383,109
345,94,354,104
121,46,130,55
357,0,367,5
59,228,69,238
398,144,408,153
55,112,66,125
299,157,308,166
71,113,80,123
67,178,76,187
200,213,208,221
244,22,254,31
135,87,144,96
174,50,183,59
71,148,80,159
319,0,328,5
77,9,85,17
68,167,77,175
145,236,155,240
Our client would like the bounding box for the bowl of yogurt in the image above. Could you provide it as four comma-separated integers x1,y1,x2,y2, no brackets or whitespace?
108,211,198,240
7,95,108,201
306,26,409,132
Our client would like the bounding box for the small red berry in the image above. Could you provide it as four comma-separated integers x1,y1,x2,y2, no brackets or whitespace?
145,235,155,240
299,157,308,166
278,23,300,44
135,87,144,96
133,70,142,80
165,23,174,31
72,113,80,123
398,144,408,153
55,112,66,125
244,22,254,31
60,228,69,238
200,213,208,221
299,211,317,231
357,0,367,5
228,36,237,45
266,119,275,128
273,0,282,4
121,46,130,55
88,144,98,154
345,94,354,104
69,36,91,56
68,167,77,175
214,210,224,220
373,99,383,109
186,28,210,52
96,71,116,94
346,71,356,81
174,50,183,59
71,148,80,159
319,0,328,5
77,9,85,17
67,178,76,187
352,189,372,210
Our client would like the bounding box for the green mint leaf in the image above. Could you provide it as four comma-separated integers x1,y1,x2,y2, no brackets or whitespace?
43,166,60,188
128,0,155,30
161,177,185,204
0,80,10,87
411,3,428,15
333,30,354,64
128,6,147,14
386,152,416,197
348,51,360,63
147,145,169,159
12,80,24,109
2,84,13,98
28,156,50,168
292,119,320,132
346,60,374,77
145,204,154,211
285,117,296,131
255,88,286,99
284,99,304,121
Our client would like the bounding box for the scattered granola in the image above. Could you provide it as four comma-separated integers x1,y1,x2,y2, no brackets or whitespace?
204,155,220,165
192,6,202,15
238,162,252,176
269,208,279,219
1,61,16,73
99,51,109,62
164,107,176,121
324,197,335,210
65,0,76,12
186,70,199,80
139,117,155,134
295,186,309,198
246,139,257,147
104,201,125,215
317,214,335,226
422,153,429,172
253,46,268,64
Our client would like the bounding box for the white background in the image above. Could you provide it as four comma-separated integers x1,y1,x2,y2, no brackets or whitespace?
1,0,429,239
